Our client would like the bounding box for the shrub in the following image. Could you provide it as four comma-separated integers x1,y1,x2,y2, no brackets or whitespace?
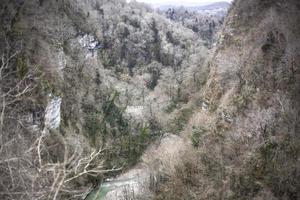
16,55,28,79
229,134,300,200
153,156,200,200
84,112,102,144
168,107,194,134
191,126,206,147
83,90,158,168
233,84,256,109
146,66,161,90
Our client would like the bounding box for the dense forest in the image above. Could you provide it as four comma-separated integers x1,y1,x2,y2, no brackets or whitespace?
0,0,299,199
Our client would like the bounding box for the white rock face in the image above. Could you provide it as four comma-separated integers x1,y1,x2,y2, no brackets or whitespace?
78,34,98,49
202,101,209,111
44,97,62,130
78,34,101,58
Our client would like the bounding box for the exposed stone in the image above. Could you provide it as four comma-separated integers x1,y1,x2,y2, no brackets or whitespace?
78,34,102,58
219,110,233,124
44,96,62,130
202,101,209,111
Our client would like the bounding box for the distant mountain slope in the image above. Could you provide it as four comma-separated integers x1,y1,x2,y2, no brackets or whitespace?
191,1,231,11
160,2,231,46
158,1,230,12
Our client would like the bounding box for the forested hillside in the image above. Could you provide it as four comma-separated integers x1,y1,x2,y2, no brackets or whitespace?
0,0,299,200
154,0,300,199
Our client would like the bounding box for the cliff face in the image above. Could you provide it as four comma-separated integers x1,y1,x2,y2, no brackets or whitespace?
206,0,300,198
154,0,300,199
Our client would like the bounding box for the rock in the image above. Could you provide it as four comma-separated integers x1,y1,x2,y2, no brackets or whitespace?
78,34,101,58
202,101,209,111
125,105,144,120
219,110,233,124
44,96,62,130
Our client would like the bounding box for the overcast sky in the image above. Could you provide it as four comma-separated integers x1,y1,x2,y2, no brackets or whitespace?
128,0,233,6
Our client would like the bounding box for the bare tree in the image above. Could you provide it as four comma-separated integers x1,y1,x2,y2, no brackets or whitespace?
0,44,121,200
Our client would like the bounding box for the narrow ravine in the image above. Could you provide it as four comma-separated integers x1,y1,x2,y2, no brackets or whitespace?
86,133,187,200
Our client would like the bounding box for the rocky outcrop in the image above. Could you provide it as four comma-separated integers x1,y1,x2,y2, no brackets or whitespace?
44,96,62,130
78,34,102,58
